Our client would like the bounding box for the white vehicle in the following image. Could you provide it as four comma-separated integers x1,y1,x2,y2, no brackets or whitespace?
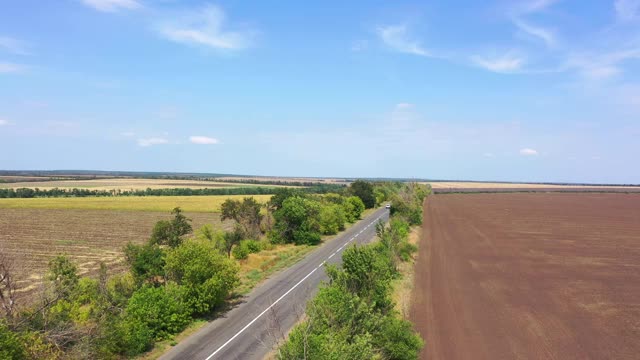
385,204,391,209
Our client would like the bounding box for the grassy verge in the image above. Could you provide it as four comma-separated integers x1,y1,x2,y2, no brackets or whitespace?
0,194,272,212
392,226,421,319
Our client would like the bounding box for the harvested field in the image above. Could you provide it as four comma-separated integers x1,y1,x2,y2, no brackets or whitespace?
0,194,272,212
0,178,292,190
412,193,640,360
0,208,228,293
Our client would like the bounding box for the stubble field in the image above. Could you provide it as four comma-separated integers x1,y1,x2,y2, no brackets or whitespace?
412,193,640,360
0,194,272,295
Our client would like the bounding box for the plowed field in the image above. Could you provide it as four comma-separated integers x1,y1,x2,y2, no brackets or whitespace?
412,193,640,360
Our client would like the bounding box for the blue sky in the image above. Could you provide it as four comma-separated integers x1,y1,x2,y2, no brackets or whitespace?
1,0,639,183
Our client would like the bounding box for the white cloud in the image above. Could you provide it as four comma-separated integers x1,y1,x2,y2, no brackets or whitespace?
515,0,560,15
137,137,169,147
81,0,141,12
0,36,30,55
121,131,135,137
0,119,9,126
395,103,414,109
377,25,430,57
471,53,525,73
189,136,219,144
513,19,556,47
0,62,26,73
158,5,253,50
520,148,539,156
615,0,640,22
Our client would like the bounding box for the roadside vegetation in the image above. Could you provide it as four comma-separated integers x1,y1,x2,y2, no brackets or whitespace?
0,180,407,359
276,182,429,360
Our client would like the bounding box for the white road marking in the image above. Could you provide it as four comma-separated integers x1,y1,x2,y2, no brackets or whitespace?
203,212,386,359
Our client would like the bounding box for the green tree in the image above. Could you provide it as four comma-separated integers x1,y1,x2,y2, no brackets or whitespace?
164,241,239,316
149,207,193,248
319,203,346,235
270,196,322,245
343,196,365,223
220,197,263,239
348,180,376,209
125,285,190,340
124,243,165,285
46,255,79,299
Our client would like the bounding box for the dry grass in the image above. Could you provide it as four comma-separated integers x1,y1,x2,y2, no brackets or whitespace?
0,194,272,213
0,178,294,190
392,226,421,319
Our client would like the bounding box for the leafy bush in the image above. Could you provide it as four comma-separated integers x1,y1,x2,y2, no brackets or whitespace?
125,285,191,340
343,196,365,223
165,241,239,315
242,239,263,253
319,203,346,235
232,244,250,260
0,321,26,360
270,196,322,245
124,243,165,285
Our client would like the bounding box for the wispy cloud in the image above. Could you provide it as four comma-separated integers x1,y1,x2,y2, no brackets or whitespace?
81,0,141,12
0,62,26,73
0,36,30,55
471,52,525,73
189,136,219,144
0,119,10,126
137,137,169,147
121,131,135,137
514,0,560,15
520,148,539,156
512,19,556,47
157,5,253,50
376,25,430,57
615,0,640,22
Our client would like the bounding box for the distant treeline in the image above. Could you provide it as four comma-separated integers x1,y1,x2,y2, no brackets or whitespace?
0,184,346,198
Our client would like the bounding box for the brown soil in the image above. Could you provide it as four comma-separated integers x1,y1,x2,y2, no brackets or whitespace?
0,208,226,293
411,193,640,360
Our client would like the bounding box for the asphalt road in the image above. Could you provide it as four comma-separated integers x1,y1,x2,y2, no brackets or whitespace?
160,207,390,360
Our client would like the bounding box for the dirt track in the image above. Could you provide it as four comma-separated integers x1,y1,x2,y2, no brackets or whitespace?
411,193,640,360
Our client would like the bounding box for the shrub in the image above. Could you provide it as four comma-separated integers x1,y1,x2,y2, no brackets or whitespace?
232,244,250,260
125,285,191,340
343,196,365,223
270,196,322,245
243,239,263,253
165,241,239,315
0,321,26,360
319,204,346,235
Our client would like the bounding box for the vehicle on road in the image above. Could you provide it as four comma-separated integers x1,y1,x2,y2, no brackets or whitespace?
386,204,391,209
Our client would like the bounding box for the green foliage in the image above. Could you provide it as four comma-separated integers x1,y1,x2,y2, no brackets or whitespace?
388,183,429,226
46,255,79,299
112,316,154,357
268,188,306,210
164,241,239,316
220,197,263,239
319,203,346,235
242,239,263,253
348,180,376,209
232,244,250,260
149,207,193,248
125,285,191,340
343,196,365,223
270,196,322,245
278,243,423,359
124,243,165,285
0,321,26,360
222,226,244,257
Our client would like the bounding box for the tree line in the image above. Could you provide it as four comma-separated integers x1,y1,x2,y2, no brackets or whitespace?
0,183,345,198
0,180,426,358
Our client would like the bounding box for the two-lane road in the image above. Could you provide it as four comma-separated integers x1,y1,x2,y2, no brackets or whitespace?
161,207,390,360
